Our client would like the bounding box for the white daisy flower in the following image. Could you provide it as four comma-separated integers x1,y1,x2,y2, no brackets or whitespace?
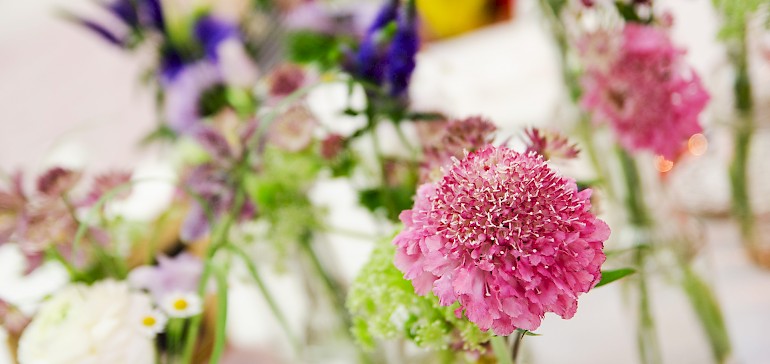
139,310,167,337
161,292,202,318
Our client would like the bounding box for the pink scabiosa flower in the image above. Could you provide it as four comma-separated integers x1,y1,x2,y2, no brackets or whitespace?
420,116,497,183
393,145,609,335
580,23,709,160
268,63,307,98
80,170,133,207
524,128,580,161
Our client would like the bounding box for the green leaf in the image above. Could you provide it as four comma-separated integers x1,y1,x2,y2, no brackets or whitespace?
681,264,732,363
595,268,636,288
285,31,341,68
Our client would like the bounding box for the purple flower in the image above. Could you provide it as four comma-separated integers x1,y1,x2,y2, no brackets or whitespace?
128,253,203,302
163,61,223,132
386,7,419,96
73,0,165,46
194,15,241,62
354,0,399,84
350,0,420,97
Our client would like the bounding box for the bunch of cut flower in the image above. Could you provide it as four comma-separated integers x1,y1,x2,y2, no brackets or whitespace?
0,0,648,363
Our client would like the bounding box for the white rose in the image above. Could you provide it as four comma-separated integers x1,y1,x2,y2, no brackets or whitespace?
18,280,156,364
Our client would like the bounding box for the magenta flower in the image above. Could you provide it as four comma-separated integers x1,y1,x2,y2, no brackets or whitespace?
128,253,203,302
393,145,609,335
523,128,580,161
420,116,497,183
580,24,708,159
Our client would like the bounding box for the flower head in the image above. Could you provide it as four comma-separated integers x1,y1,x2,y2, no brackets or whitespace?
138,309,167,337
161,291,203,318
81,170,133,207
523,128,580,161
18,280,156,364
268,63,307,98
128,253,203,302
420,116,497,183
393,145,609,335
348,0,419,97
580,23,709,159
269,105,316,152
36,167,81,197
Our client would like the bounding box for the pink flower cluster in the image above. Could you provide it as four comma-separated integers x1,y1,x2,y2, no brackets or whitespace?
581,24,709,159
394,145,609,335
420,116,497,183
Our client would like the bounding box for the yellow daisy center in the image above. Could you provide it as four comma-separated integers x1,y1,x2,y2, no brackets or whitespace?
173,298,189,311
142,316,157,327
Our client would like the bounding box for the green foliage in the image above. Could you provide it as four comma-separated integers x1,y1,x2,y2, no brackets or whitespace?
712,0,764,40
244,146,323,252
595,268,636,288
358,184,416,222
286,31,345,69
680,264,732,363
346,240,492,354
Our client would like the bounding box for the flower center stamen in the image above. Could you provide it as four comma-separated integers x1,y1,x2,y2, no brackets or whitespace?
173,299,189,311
142,316,156,327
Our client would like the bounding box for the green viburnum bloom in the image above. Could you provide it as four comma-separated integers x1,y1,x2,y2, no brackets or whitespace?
346,239,492,354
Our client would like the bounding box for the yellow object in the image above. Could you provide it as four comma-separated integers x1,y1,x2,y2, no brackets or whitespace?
417,0,494,38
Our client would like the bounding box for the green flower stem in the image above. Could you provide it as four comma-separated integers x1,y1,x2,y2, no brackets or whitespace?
679,261,732,363
297,234,373,364
209,262,229,364
729,49,755,249
367,107,398,219
617,148,661,364
510,329,527,363
45,246,81,281
537,0,617,201
227,244,302,353
181,188,245,364
167,318,185,358
490,336,514,364
298,234,350,329
617,149,651,227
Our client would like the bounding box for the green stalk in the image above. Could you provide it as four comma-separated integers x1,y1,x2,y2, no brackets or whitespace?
209,263,229,364
729,48,755,249
227,244,302,353
490,336,514,364
180,189,245,364
680,263,732,363
510,329,527,363
298,233,350,329
617,148,661,364
297,233,373,364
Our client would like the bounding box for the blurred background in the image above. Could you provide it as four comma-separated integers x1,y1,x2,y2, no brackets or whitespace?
1,0,769,363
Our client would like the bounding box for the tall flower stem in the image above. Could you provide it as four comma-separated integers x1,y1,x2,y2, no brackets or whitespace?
297,233,373,364
728,44,756,255
491,330,526,364
617,148,661,364
227,244,302,353
490,336,514,364
181,188,245,364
